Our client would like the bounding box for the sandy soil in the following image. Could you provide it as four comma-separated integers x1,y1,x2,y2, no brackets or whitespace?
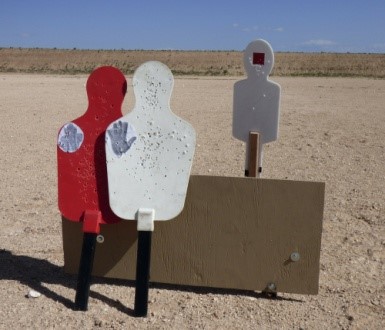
0,74,384,329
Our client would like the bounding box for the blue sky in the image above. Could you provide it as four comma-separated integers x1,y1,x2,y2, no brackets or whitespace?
1,0,384,53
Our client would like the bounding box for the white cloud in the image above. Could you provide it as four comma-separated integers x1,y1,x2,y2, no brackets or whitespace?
372,43,385,52
232,24,252,32
303,39,336,46
234,24,281,33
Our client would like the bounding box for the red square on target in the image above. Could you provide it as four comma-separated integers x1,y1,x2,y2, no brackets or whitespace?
253,53,265,65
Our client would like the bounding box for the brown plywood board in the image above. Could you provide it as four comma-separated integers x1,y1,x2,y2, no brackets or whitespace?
62,175,324,294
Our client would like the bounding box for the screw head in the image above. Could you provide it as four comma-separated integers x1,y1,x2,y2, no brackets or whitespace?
267,283,276,291
290,252,300,262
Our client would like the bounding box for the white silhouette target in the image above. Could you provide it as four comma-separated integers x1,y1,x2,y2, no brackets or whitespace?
233,39,281,166
106,61,196,221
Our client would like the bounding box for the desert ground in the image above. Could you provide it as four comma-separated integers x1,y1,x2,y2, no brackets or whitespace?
0,73,384,329
1,48,385,78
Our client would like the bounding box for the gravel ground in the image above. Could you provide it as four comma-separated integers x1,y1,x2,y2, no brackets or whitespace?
0,74,384,329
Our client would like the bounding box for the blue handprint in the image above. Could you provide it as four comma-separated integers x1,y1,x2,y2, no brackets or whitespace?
107,120,136,157
58,123,84,152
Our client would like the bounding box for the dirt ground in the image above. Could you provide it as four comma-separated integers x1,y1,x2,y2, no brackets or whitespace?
0,74,384,329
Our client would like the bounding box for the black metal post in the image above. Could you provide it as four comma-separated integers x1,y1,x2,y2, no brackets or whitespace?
134,230,152,317
75,232,97,311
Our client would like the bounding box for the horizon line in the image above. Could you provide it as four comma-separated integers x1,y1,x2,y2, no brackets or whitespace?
1,46,384,55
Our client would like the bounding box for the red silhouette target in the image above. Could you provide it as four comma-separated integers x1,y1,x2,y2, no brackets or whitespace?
57,66,127,233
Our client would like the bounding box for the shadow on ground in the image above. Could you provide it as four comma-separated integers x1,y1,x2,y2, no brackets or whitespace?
0,249,303,314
